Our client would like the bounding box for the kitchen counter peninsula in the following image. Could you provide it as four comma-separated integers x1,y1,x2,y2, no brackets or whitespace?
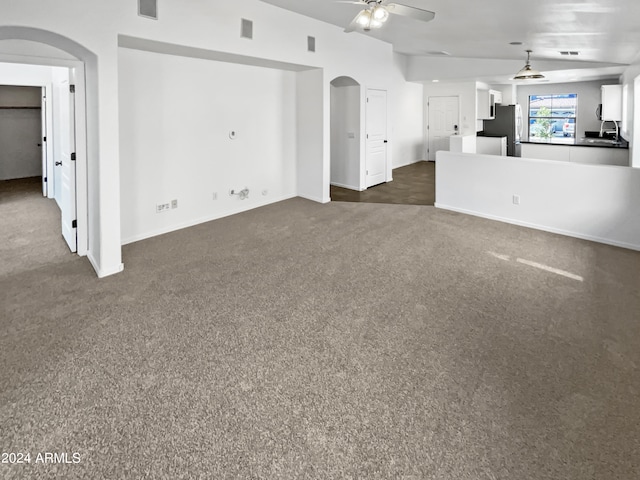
522,137,629,149
520,138,629,167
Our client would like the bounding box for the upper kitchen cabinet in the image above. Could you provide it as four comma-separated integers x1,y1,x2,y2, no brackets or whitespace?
601,85,622,121
477,89,493,120
477,89,502,120
490,89,503,105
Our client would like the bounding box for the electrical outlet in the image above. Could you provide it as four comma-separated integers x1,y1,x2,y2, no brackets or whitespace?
171,199,178,209
513,195,520,205
156,203,170,213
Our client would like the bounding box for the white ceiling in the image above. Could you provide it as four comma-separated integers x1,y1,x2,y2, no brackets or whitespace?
259,0,640,83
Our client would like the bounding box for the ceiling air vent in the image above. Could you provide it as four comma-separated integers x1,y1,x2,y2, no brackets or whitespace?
560,51,580,56
138,0,158,20
241,19,253,39
307,36,316,53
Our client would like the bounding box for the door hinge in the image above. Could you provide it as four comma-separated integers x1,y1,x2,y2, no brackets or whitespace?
43,136,47,142
70,84,76,93
72,220,77,228
71,152,76,161
44,177,47,182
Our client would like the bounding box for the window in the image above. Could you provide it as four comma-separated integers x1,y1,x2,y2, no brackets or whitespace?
528,94,577,144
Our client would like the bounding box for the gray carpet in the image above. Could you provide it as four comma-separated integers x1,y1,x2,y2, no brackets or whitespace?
1,178,640,479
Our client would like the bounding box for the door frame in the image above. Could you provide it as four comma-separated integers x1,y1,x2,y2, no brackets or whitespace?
0,53,88,257
40,85,53,197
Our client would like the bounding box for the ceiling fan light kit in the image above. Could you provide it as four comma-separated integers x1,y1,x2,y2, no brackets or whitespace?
372,5,389,22
344,0,434,33
514,49,545,80
355,4,389,30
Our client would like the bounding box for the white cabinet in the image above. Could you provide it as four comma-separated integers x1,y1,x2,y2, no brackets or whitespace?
477,89,504,120
575,147,629,166
476,136,507,156
601,85,622,121
521,144,569,162
449,135,476,153
490,89,503,105
521,143,629,167
477,89,491,120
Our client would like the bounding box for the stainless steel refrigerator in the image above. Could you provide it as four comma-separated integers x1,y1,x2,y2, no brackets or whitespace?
482,104,523,157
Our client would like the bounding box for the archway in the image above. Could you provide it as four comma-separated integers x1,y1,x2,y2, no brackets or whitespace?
330,76,362,192
0,26,98,260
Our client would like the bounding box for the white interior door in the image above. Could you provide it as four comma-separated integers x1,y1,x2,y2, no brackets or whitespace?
59,78,77,253
40,87,48,196
428,96,459,161
365,88,387,188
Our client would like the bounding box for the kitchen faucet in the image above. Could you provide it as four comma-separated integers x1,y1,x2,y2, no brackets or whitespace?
599,119,619,141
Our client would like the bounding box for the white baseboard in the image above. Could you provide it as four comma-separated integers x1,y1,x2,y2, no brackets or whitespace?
330,182,365,192
87,252,125,278
393,158,428,169
121,193,297,246
297,193,329,204
435,203,640,252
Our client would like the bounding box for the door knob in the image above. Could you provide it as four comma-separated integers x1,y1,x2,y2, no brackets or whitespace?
55,161,62,166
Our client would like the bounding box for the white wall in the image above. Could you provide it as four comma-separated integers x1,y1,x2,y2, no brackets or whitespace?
436,151,640,250
330,84,361,189
620,59,640,167
390,54,424,168
0,85,41,180
118,48,298,244
2,0,426,276
0,85,40,106
296,69,325,203
0,63,66,195
0,109,41,180
516,79,619,139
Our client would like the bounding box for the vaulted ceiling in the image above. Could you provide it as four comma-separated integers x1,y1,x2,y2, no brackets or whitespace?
260,0,640,83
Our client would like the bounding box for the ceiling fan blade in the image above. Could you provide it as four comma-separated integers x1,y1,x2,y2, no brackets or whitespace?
386,3,435,23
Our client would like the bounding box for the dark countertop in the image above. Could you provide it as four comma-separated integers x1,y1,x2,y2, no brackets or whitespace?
521,137,629,149
476,133,507,138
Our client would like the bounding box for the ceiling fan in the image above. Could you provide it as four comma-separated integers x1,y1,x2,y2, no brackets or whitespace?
339,0,435,33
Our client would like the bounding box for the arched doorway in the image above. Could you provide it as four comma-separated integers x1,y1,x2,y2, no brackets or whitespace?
330,76,362,192
0,27,97,258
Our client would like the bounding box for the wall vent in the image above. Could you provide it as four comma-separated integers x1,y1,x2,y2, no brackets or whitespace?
307,36,316,52
241,19,253,39
138,0,158,20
